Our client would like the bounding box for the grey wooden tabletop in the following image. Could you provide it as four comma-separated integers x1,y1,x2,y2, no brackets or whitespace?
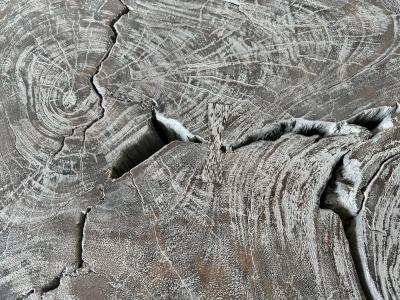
0,0,399,299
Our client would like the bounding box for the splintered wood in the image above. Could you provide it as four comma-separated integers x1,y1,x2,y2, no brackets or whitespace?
0,0,399,299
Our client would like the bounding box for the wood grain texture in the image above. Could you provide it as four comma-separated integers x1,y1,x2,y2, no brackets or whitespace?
336,114,400,300
44,139,363,299
0,0,126,297
94,0,400,145
1,0,400,298
364,157,400,299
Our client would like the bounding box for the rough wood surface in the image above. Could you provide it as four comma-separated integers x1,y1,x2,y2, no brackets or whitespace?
1,0,400,299
335,114,400,300
43,139,363,299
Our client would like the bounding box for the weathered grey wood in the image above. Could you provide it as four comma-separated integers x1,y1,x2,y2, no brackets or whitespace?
43,140,362,299
95,0,400,146
363,156,400,299
328,114,400,300
0,0,126,298
1,0,400,298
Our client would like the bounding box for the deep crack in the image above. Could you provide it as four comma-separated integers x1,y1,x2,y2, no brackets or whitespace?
109,106,204,179
53,136,66,158
53,128,75,159
83,1,130,144
347,104,399,133
17,207,94,299
40,271,63,294
77,207,92,269
17,269,64,299
320,153,360,219
226,104,399,151
16,289,34,300
320,152,400,300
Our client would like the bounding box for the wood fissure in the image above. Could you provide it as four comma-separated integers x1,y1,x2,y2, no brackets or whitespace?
15,207,94,299
359,153,400,214
110,108,204,179
77,207,92,269
2,0,400,298
82,1,130,144
320,150,400,300
227,104,398,152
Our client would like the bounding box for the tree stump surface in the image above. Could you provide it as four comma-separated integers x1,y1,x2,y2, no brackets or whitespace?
0,0,399,299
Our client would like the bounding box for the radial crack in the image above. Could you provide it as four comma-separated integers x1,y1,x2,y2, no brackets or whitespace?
52,128,75,159
40,271,63,295
53,136,66,158
319,153,400,300
17,269,64,299
83,1,130,144
76,207,92,269
17,207,94,299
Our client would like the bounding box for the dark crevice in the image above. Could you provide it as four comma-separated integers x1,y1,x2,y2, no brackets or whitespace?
17,271,62,298
227,104,398,151
319,155,346,208
109,3,130,44
110,107,204,179
77,207,92,269
109,124,166,179
319,152,360,219
319,157,373,299
17,207,94,299
347,104,399,132
318,153,400,300
40,271,63,294
53,128,75,158
319,155,376,300
83,75,105,144
16,289,34,300
18,269,64,298
17,3,131,299
83,1,130,144
53,136,66,157
223,121,293,152
343,215,379,300
226,118,365,151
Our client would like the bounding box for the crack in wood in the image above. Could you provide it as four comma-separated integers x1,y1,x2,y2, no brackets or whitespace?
222,104,399,300
320,152,400,300
77,207,92,269
347,104,400,134
3,0,400,297
82,1,130,145
17,269,63,299
16,207,94,299
225,104,399,152
39,271,63,295
110,106,204,179
16,289,34,300
52,129,75,159
320,153,376,300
